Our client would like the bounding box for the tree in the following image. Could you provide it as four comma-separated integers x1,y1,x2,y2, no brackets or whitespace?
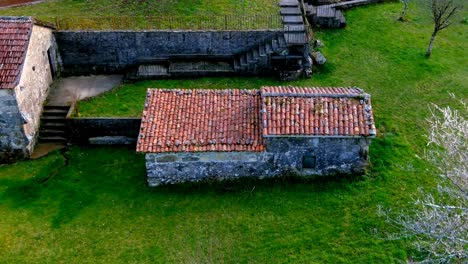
425,0,463,57
399,0,411,21
380,95,467,263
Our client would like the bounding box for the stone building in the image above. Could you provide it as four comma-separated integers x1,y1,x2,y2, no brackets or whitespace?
0,17,60,163
137,86,376,186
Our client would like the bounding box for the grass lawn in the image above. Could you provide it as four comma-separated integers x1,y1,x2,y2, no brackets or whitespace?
0,2,467,263
0,0,280,29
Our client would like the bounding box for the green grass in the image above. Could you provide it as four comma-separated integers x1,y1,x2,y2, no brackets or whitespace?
1,2,467,263
0,145,418,263
0,0,280,29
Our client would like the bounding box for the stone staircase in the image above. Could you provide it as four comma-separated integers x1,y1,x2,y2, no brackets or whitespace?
304,0,382,28
233,34,288,75
305,4,346,28
231,0,310,75
280,0,309,45
127,0,311,79
38,105,70,144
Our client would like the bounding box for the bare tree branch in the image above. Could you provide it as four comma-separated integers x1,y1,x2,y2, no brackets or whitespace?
380,95,468,263
424,0,463,56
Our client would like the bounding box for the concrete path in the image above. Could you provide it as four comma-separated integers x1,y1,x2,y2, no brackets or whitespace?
47,75,123,106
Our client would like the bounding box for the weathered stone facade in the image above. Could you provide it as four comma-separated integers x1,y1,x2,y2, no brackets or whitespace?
0,24,58,163
146,152,276,186
145,137,371,186
0,89,29,162
265,137,370,176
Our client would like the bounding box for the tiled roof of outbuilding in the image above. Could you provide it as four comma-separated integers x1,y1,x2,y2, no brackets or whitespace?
137,89,265,153
261,86,376,137
0,17,33,89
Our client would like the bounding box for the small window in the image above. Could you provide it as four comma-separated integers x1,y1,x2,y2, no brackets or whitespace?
302,155,316,169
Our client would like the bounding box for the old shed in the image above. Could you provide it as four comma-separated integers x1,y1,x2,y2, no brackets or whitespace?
137,86,376,186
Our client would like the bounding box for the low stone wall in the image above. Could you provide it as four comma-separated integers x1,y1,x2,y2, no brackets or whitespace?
55,30,282,75
145,137,372,186
67,117,141,144
145,152,276,187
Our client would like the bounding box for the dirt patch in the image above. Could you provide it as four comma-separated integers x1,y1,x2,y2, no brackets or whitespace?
47,75,124,106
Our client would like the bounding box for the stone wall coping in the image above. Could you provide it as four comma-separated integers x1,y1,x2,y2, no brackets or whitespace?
68,117,142,120
57,29,283,33
263,134,376,139
261,92,370,99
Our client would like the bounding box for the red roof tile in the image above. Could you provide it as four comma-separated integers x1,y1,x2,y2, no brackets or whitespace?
0,17,32,89
137,89,265,153
261,86,376,137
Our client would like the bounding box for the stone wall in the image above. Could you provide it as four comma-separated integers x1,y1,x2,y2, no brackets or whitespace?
145,151,276,187
145,137,372,186
54,30,282,75
265,137,371,175
15,25,57,153
67,117,142,144
0,89,29,163
0,25,57,163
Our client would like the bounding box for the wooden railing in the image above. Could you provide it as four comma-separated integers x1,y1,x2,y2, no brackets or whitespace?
299,0,314,40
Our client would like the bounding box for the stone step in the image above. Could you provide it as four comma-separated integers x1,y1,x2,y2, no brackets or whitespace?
43,105,70,111
284,24,306,32
43,108,69,115
42,111,68,118
284,33,308,44
282,15,304,24
41,116,67,121
41,122,66,129
39,129,67,137
316,6,338,17
280,7,302,15
39,136,67,143
279,0,300,7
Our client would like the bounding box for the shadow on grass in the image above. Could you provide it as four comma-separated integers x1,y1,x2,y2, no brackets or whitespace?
151,170,370,198
0,146,146,228
0,140,406,228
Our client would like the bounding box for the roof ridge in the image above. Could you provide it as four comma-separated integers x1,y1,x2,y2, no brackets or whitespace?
0,16,32,22
260,86,369,98
0,16,55,29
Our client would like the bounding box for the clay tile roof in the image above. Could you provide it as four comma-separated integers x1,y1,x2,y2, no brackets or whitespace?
137,89,265,153
0,17,33,89
261,86,376,137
